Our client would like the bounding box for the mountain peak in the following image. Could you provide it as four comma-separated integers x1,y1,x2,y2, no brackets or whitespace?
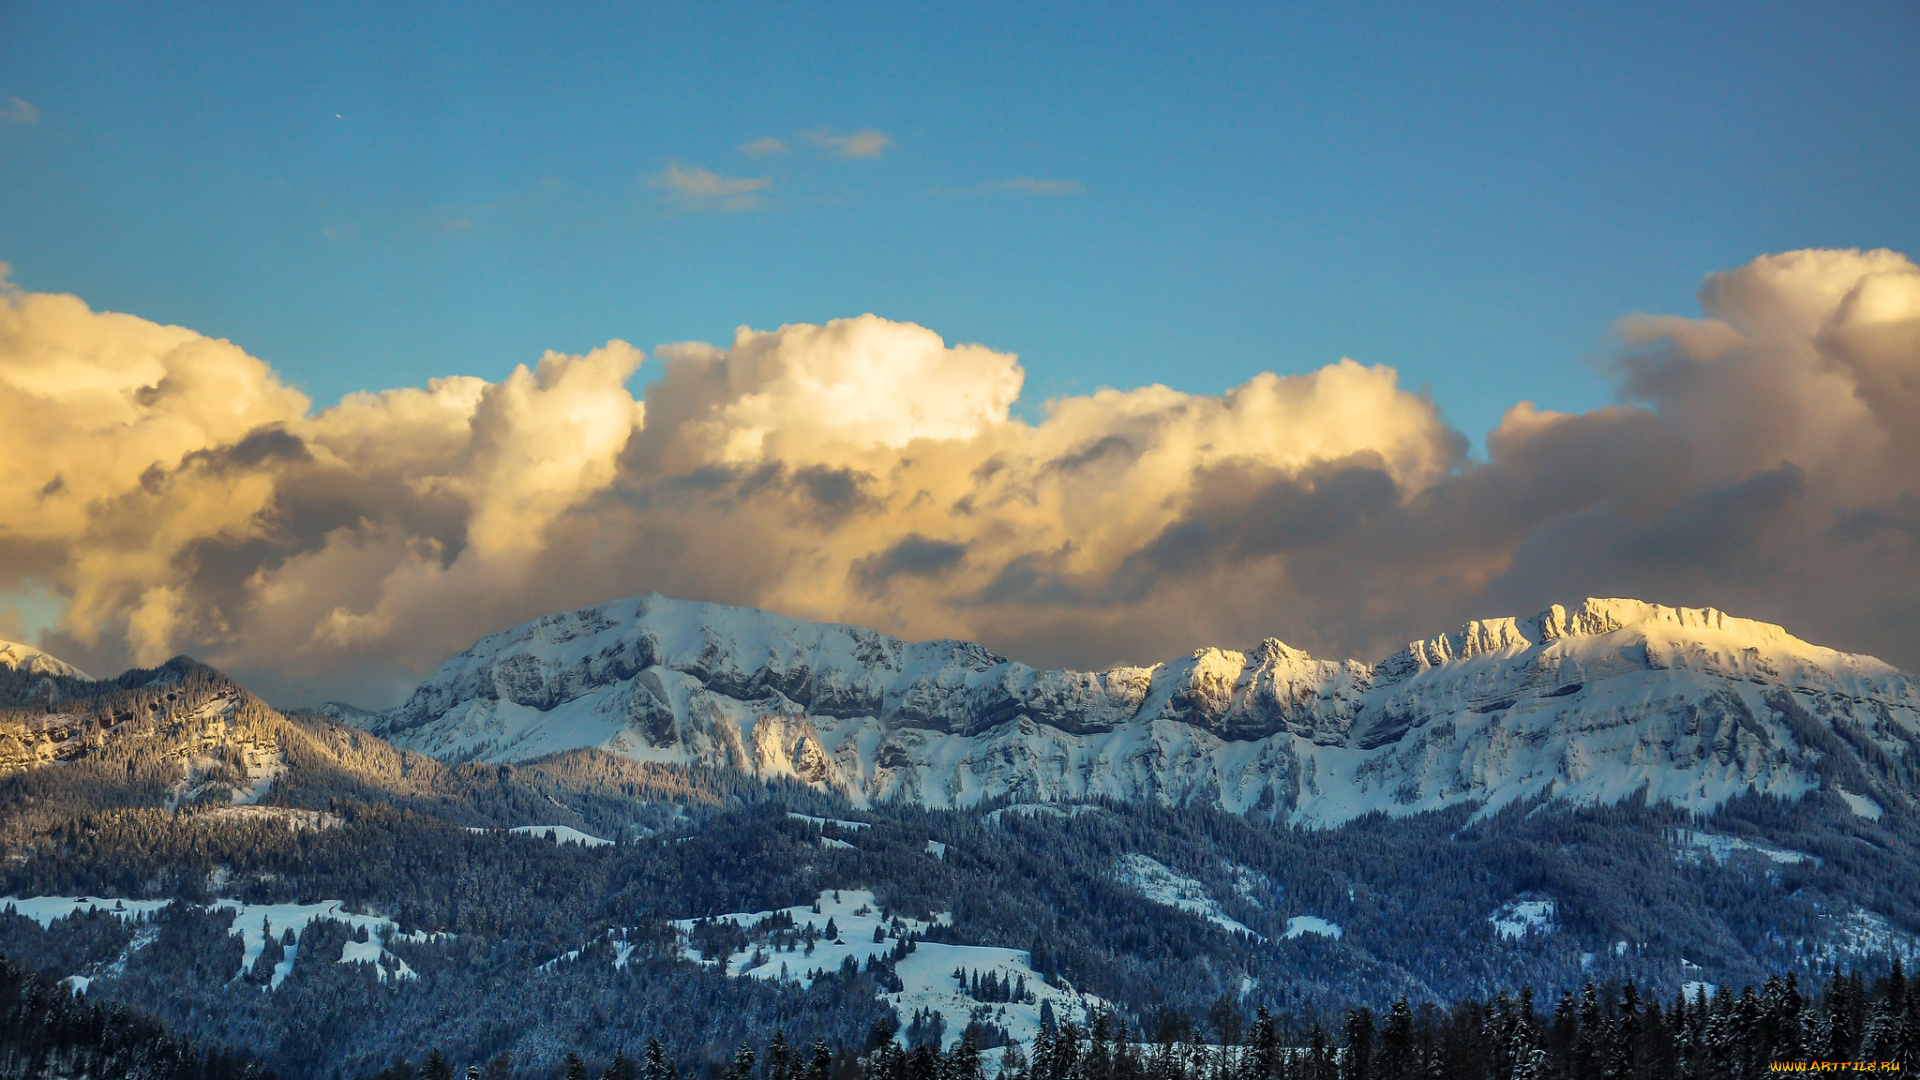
343,593,1917,827
0,639,89,680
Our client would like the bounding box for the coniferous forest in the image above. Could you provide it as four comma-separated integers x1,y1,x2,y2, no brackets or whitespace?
13,945,1914,1080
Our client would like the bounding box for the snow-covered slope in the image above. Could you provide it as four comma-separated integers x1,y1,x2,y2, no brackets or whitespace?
353,595,1920,827
0,639,88,679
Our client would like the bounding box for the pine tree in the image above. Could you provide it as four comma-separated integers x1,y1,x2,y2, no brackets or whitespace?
727,1041,757,1080
807,1037,832,1080
420,1048,454,1080
768,1031,794,1080
1377,1000,1413,1080
1342,1008,1375,1080
645,1038,670,1080
951,1037,984,1080
603,1050,640,1080
566,1051,591,1080
1250,1006,1279,1080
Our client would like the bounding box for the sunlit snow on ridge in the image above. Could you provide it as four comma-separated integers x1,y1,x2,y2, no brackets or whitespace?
358,595,1917,830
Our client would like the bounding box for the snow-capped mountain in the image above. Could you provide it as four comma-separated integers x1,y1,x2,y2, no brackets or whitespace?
353,595,1920,826
0,639,88,680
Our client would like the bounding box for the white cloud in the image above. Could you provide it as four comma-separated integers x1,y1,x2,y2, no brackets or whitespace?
0,98,38,126
737,136,788,156
805,129,891,159
648,163,772,210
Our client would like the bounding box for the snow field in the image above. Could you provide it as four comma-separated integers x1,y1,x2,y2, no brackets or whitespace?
211,899,439,988
1282,916,1342,940
1836,788,1885,821
670,889,1096,1048
1113,854,1260,938
2,895,441,991
1678,830,1816,866
1489,900,1555,940
2,896,173,928
787,812,871,831
464,824,614,847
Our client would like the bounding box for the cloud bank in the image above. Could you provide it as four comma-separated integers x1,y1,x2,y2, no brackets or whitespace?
3,249,1919,705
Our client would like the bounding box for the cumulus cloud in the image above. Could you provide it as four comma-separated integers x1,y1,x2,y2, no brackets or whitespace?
0,98,37,126
805,129,891,159
4,249,1920,705
737,137,788,156
648,163,772,210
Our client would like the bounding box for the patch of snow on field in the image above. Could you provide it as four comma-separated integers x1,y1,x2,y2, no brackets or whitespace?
820,836,858,851
3,895,443,991
787,812,870,831
1,896,173,928
1283,916,1342,940
203,805,342,831
983,804,1102,827
926,840,947,860
671,889,1095,1048
1809,909,1920,966
1836,788,1884,821
1679,830,1816,865
209,899,441,988
1490,900,1555,940
465,825,612,846
1114,854,1259,938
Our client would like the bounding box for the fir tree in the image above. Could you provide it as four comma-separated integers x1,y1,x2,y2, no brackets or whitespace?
645,1038,670,1080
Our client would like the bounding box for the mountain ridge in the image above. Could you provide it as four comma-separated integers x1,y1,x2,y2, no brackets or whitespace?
343,594,1920,827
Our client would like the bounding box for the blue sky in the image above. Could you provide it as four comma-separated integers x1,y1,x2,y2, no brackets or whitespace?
2,0,1916,443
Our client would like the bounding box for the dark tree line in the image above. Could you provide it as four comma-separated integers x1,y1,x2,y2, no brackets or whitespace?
0,953,276,1080
357,961,1920,1080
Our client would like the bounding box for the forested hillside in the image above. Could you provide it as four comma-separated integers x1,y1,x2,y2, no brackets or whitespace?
1,650,1916,1078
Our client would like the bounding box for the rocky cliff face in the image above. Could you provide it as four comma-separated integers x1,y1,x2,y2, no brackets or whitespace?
352,595,1920,826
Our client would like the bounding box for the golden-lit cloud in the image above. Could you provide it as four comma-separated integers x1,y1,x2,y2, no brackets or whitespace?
737,137,788,156
3,249,1919,705
0,98,37,126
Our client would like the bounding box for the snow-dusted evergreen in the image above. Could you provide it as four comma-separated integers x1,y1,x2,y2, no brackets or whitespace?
357,595,1920,825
